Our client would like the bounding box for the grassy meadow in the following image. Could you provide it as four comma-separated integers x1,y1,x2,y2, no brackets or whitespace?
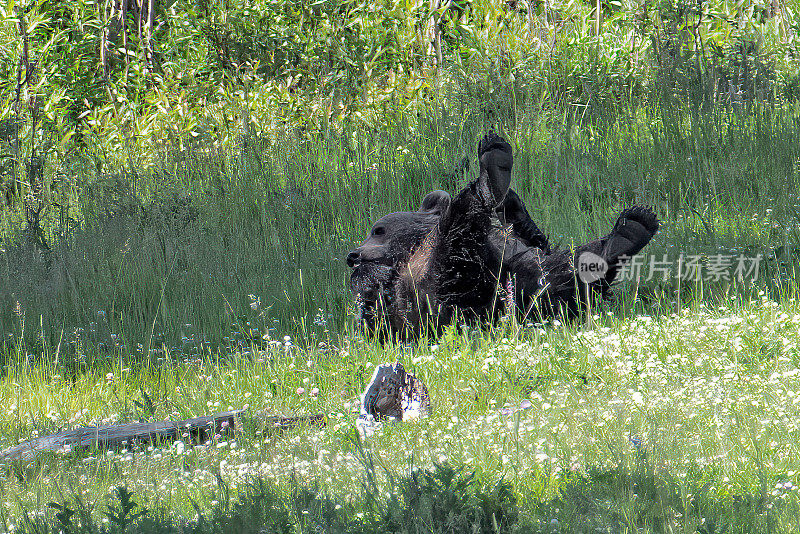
3,98,800,353
2,98,800,531
3,0,800,528
4,293,800,531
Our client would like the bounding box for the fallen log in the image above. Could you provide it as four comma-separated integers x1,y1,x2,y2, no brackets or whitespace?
0,410,325,464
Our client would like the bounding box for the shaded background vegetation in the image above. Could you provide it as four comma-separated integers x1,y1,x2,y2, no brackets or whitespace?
1,0,800,356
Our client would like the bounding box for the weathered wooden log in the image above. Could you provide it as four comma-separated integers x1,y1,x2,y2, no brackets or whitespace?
0,410,325,464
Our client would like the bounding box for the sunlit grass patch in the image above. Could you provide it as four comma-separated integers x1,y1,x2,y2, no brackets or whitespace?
2,294,800,530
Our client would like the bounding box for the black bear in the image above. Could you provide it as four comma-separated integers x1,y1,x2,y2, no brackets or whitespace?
347,133,659,340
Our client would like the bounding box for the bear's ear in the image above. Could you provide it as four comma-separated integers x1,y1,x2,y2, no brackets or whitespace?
478,132,513,207
418,190,451,216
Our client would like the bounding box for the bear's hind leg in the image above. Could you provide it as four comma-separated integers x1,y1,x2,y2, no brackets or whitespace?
495,189,550,252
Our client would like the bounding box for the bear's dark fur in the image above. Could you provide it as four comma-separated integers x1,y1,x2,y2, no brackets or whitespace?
347,133,659,340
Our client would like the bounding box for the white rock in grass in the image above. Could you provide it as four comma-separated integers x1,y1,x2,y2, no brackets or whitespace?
359,362,431,429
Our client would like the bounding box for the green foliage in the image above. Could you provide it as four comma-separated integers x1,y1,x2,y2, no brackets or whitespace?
398,463,519,533
6,459,800,532
0,0,795,164
103,487,149,531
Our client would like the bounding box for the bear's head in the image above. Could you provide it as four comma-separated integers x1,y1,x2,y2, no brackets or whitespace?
347,190,450,305
346,191,449,270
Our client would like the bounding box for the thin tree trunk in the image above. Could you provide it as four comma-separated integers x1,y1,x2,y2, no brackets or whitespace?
15,8,47,251
595,0,601,35
123,0,130,80
146,0,156,69
427,0,442,68
101,0,109,80
102,0,125,81
13,10,23,184
527,0,535,35
776,0,788,45
137,0,144,60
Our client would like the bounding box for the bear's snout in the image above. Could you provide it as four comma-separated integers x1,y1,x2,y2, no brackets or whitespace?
347,244,391,267
346,250,361,268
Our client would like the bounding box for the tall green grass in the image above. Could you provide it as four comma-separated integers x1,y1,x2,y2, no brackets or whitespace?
2,89,799,355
